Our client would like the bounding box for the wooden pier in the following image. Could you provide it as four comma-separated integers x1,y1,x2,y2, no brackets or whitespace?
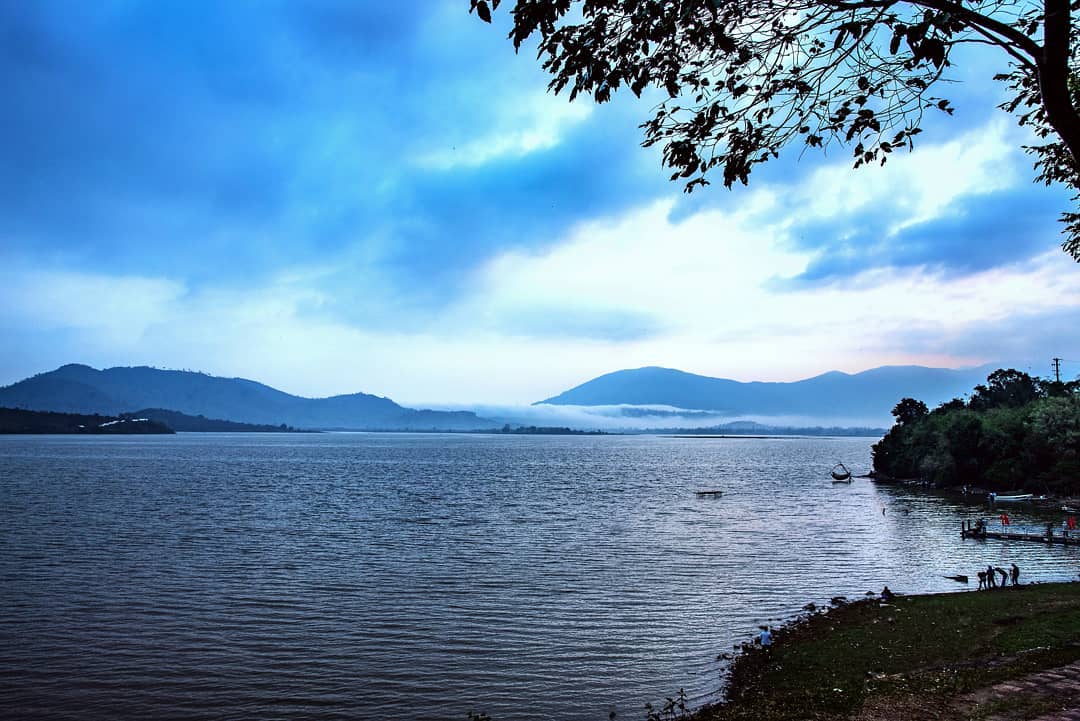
961,521,1080,546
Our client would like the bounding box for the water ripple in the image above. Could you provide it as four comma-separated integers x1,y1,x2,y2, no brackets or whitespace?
1,433,1077,721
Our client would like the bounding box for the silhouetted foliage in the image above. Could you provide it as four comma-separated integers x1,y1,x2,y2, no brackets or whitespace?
934,397,967,413
891,397,929,425
969,368,1041,410
645,688,690,721
473,0,1080,258
872,369,1080,493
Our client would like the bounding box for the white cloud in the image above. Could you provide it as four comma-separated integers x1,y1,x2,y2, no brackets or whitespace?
789,119,1019,235
0,268,185,344
2,121,1077,409
413,92,593,170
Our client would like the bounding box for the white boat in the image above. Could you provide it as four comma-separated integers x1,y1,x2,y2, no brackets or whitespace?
988,493,1034,502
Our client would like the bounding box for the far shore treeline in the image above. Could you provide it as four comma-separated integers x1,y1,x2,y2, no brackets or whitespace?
0,407,174,435
872,369,1080,495
0,407,302,435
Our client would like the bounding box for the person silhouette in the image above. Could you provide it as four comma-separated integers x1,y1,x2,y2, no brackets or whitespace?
1010,563,1020,586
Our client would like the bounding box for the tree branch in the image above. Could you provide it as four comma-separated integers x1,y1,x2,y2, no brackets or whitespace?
1037,0,1080,180
905,0,1043,61
965,20,1039,69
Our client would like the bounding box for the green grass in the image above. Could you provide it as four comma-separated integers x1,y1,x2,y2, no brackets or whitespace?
696,583,1080,721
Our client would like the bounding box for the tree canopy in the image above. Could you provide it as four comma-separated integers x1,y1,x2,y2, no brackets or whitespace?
892,397,929,425
471,0,1080,259
872,368,1080,492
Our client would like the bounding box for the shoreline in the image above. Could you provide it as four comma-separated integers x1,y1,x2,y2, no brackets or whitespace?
694,581,1080,720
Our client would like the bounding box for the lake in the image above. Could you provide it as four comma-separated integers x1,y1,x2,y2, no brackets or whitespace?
1,433,1078,721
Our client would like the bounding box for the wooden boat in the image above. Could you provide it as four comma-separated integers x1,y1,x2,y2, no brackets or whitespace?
695,490,724,497
944,575,969,583
830,463,852,482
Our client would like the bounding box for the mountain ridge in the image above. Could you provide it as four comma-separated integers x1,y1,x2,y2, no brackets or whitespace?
0,364,492,430
536,363,1003,423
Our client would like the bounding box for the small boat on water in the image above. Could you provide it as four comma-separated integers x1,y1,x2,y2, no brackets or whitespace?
944,575,969,583
988,492,1035,502
830,463,852,482
695,490,724,497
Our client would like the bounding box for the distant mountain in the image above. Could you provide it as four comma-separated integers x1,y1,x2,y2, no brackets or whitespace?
537,364,1000,423
661,420,887,437
0,365,492,431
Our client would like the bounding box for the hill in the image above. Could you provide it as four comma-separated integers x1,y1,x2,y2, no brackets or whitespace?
132,408,309,432
659,420,886,436
537,364,998,424
0,365,492,431
0,407,173,434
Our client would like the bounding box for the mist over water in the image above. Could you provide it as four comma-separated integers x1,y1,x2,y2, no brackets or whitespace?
2,433,1077,721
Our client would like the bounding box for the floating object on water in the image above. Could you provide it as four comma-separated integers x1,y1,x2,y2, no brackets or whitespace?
944,575,969,583
695,490,724,497
988,492,1035,503
830,463,852,482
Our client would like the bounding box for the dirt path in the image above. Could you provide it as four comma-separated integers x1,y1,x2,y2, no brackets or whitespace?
953,659,1080,720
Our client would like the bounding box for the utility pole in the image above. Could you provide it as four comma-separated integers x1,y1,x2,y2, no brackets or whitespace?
1052,357,1062,383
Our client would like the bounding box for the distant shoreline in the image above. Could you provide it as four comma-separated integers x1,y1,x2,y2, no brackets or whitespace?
0,407,173,435
0,406,307,434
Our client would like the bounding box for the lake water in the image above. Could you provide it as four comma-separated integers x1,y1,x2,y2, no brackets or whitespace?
2,433,1078,721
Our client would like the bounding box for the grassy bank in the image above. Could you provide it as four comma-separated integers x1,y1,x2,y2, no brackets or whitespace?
695,582,1080,721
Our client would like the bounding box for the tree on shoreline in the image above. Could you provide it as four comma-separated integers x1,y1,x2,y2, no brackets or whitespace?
472,0,1080,259
872,368,1080,491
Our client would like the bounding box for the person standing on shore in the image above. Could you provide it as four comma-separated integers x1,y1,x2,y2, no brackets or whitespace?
977,571,987,590
1010,563,1020,586
987,565,997,588
759,627,772,647
995,567,1008,587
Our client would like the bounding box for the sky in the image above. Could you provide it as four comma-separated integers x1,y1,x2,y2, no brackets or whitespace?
1,0,1079,407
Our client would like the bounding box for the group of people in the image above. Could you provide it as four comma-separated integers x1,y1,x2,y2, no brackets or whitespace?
970,514,1077,540
977,563,1020,590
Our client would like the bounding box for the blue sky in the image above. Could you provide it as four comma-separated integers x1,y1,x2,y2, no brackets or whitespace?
1,0,1079,405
